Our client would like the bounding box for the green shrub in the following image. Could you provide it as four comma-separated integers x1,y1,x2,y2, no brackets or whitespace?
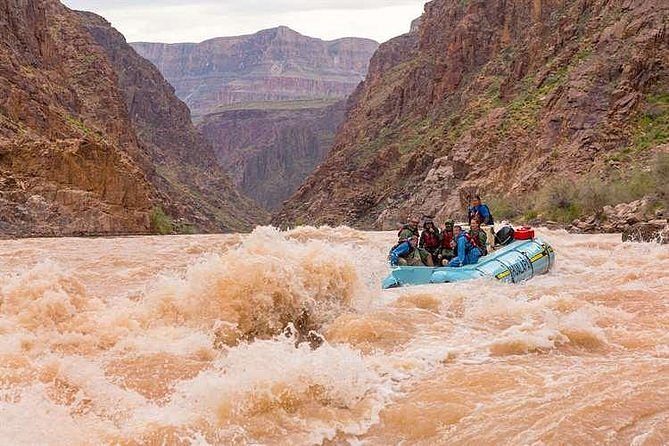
625,170,656,201
526,178,582,223
578,177,615,216
486,196,520,221
150,207,173,235
546,202,582,223
176,223,198,235
522,209,539,222
653,153,669,209
539,178,580,221
520,153,667,223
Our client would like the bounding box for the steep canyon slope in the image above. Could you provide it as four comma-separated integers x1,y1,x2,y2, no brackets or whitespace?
79,12,267,232
198,100,346,210
133,28,377,210
274,0,669,228
0,0,265,237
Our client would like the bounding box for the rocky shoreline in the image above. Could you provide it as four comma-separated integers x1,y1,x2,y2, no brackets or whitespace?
561,197,668,243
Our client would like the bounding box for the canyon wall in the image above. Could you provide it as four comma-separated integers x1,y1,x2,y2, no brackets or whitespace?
274,0,669,228
0,0,265,237
134,27,378,210
80,11,268,232
199,100,346,210
132,27,378,117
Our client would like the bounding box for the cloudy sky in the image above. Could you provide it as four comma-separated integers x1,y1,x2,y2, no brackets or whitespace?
61,0,427,43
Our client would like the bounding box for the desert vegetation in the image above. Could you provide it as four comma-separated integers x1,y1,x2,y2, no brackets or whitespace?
490,153,669,224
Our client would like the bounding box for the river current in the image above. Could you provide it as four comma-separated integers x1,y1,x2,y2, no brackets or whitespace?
0,226,667,445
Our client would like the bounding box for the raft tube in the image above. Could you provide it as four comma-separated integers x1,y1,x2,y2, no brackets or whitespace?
382,236,555,289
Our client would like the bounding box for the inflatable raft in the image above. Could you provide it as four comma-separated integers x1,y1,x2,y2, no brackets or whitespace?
382,227,555,289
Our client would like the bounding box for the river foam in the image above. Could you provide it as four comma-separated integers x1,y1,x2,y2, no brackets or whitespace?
0,227,667,444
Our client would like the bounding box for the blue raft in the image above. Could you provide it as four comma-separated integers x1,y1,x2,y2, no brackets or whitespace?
382,236,556,289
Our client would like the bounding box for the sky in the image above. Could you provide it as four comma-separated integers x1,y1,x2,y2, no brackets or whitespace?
61,0,427,44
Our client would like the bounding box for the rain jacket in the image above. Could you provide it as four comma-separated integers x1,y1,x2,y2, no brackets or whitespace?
448,232,482,267
468,204,494,225
389,240,415,266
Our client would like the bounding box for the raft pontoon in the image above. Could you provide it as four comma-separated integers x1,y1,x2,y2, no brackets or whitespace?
382,227,556,289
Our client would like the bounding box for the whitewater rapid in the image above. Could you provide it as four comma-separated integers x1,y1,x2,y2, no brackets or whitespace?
0,226,667,445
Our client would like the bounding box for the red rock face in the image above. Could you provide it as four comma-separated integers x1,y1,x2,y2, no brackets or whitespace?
131,27,379,118
133,27,377,212
0,0,152,236
274,0,669,228
198,101,346,210
0,0,265,237
80,12,268,231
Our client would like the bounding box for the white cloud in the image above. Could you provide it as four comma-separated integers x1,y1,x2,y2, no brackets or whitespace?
61,0,426,43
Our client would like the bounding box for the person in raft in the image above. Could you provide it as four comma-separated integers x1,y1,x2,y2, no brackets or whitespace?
436,219,456,266
467,195,494,226
419,217,441,261
397,216,420,240
468,218,488,256
448,225,483,267
391,217,434,266
389,235,423,266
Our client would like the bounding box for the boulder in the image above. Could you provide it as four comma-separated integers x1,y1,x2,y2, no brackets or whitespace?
622,220,669,244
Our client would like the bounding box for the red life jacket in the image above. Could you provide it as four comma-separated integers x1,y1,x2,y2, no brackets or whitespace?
441,230,454,248
464,232,481,249
421,230,440,250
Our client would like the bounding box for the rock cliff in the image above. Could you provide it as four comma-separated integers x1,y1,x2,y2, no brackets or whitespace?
133,27,377,211
0,0,265,237
79,12,268,232
274,0,669,228
0,0,152,236
199,100,346,210
131,27,378,118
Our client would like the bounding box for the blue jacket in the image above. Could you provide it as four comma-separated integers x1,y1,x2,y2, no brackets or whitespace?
468,204,494,225
389,241,413,266
448,233,481,267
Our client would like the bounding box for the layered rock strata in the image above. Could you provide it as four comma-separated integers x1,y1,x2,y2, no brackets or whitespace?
198,100,346,210
131,27,378,118
0,0,265,237
274,0,669,229
133,27,377,210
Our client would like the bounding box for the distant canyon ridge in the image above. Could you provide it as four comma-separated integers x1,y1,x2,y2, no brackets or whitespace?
132,28,378,209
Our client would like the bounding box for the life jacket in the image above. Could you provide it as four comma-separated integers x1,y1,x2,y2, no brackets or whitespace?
397,224,418,240
463,232,481,251
468,230,487,255
421,230,440,250
441,230,454,248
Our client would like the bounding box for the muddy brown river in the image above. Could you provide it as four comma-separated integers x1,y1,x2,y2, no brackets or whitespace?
0,227,667,445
